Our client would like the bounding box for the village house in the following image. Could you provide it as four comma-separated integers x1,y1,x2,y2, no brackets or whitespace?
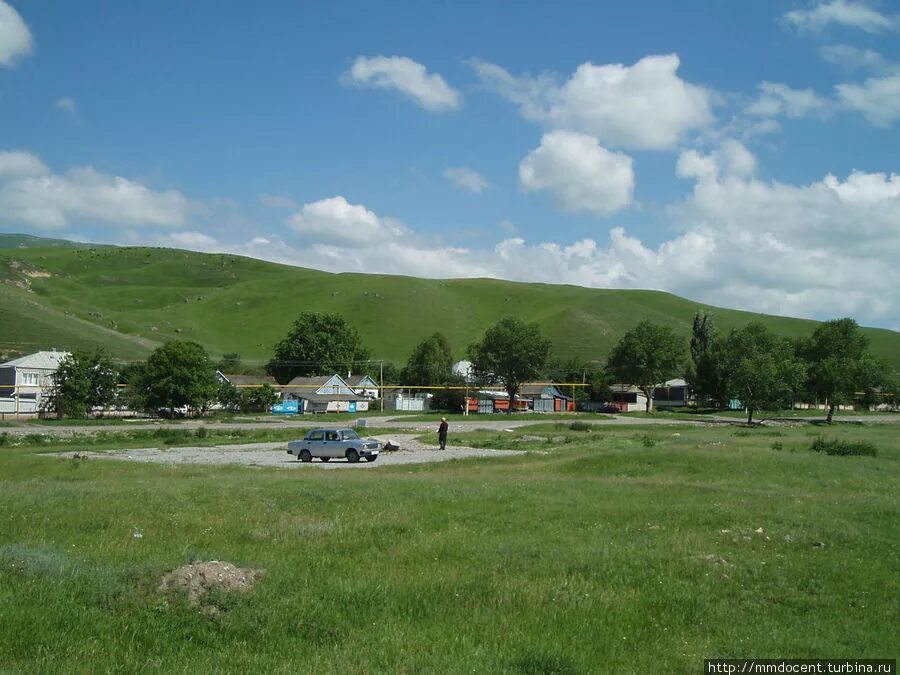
609,384,648,412
651,379,690,408
283,374,370,414
519,383,575,413
0,350,70,415
345,374,380,399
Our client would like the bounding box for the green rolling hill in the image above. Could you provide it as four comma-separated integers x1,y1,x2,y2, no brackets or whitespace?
1,234,898,372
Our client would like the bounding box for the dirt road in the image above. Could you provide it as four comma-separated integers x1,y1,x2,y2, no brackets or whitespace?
70,433,523,469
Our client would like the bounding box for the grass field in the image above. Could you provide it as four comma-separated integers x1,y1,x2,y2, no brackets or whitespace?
1,421,896,672
2,236,899,370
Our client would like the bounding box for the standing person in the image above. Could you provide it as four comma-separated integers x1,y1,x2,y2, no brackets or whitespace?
438,417,449,450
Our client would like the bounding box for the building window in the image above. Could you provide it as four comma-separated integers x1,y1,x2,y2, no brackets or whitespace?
22,372,40,386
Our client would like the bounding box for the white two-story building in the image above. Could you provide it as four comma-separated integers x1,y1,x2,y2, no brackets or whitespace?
0,350,70,415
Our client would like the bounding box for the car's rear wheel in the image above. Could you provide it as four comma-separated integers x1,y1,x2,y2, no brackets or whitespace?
346,448,360,464
320,456,330,462
365,455,378,462
299,449,312,463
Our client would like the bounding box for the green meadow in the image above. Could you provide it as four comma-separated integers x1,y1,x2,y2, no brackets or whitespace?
2,236,899,370
1,422,897,673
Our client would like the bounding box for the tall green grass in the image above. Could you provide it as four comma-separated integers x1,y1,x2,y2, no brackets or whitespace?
0,423,897,672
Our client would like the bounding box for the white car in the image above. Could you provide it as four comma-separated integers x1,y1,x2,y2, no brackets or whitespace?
287,428,380,463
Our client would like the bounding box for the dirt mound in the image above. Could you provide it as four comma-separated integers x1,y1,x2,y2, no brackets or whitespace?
157,560,264,615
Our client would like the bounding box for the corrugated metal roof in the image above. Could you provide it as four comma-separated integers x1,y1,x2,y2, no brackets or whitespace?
0,351,71,369
519,384,571,399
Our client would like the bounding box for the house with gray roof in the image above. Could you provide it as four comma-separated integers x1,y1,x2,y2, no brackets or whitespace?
345,374,380,399
282,374,370,414
0,350,70,415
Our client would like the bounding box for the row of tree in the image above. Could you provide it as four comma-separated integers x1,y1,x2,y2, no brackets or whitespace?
610,315,889,423
261,311,894,423
47,311,894,422
50,341,277,418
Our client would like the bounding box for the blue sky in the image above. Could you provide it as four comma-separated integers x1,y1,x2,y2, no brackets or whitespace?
1,0,899,329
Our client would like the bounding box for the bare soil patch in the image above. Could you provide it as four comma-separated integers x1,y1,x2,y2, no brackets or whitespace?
157,561,264,617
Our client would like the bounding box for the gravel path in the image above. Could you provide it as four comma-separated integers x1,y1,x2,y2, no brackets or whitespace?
71,434,523,469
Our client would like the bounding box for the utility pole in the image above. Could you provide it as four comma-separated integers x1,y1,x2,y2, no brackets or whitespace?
379,360,384,413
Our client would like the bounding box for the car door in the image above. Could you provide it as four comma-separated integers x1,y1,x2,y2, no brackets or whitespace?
324,430,341,458
306,430,325,457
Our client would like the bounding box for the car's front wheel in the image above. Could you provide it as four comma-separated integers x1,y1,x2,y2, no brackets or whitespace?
346,449,360,464
299,449,312,463
365,455,378,462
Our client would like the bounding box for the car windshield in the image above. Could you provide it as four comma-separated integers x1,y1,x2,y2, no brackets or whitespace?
341,430,360,440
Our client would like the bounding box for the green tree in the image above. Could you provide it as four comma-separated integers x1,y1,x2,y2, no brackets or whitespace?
51,349,118,418
130,340,218,416
267,312,369,384
242,384,279,413
404,332,454,386
799,318,884,423
467,317,551,410
216,380,242,412
687,311,721,405
378,362,403,387
119,361,148,413
720,323,805,424
884,376,900,410
430,376,467,412
606,321,684,412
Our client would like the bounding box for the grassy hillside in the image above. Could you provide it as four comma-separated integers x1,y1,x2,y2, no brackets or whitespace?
0,234,83,250
1,236,898,370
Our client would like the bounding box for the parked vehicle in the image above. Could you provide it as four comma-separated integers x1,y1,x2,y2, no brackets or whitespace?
597,403,619,414
156,405,189,419
287,428,380,463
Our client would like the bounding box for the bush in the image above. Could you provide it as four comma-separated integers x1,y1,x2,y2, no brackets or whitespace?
568,421,591,432
152,428,191,445
810,436,877,457
771,441,783,451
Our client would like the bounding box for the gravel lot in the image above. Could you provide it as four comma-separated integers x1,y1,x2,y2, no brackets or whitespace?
71,434,522,469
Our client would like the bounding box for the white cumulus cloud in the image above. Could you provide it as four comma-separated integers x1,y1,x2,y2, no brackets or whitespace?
0,153,192,230
473,54,714,150
677,139,757,181
286,196,411,248
836,74,900,126
444,166,489,193
344,55,461,112
784,0,897,33
519,131,635,215
819,44,887,71
0,150,48,179
0,0,32,67
744,81,831,119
